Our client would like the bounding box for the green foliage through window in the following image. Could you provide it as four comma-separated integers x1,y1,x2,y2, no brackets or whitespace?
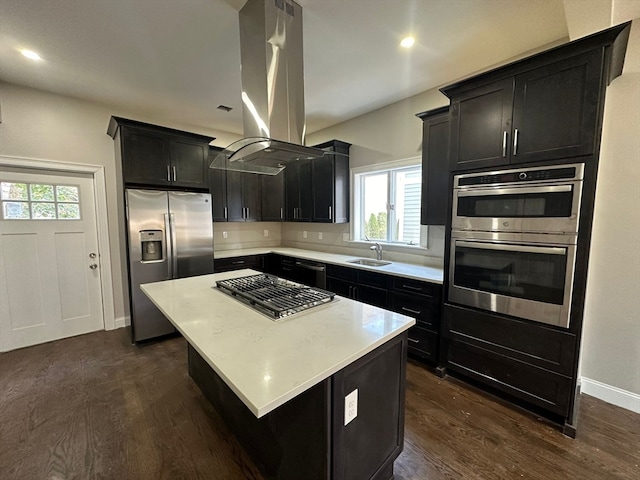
0,182,81,220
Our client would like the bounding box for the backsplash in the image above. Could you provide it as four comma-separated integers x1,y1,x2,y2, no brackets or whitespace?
213,222,282,251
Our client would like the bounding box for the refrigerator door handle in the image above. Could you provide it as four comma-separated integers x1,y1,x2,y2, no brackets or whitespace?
164,213,173,279
169,212,178,278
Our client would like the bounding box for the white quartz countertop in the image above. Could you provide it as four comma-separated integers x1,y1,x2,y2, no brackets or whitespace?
214,247,444,284
141,269,415,418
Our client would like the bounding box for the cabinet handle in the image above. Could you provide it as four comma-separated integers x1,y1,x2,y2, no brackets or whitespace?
166,165,171,182
352,286,358,299
280,207,284,220
246,207,250,219
513,128,519,156
231,260,245,265
224,207,228,220
329,206,332,220
401,284,423,292
401,307,421,316
408,337,420,344
172,165,177,181
502,131,507,157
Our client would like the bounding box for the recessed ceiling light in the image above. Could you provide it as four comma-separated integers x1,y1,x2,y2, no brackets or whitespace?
21,49,42,61
400,37,415,48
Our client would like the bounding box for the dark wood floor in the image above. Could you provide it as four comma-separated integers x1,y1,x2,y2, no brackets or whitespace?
1,330,638,480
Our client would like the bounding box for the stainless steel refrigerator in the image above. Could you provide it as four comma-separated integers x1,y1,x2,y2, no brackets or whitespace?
125,189,214,342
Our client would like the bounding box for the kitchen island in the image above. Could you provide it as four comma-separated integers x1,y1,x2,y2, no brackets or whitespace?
141,269,415,480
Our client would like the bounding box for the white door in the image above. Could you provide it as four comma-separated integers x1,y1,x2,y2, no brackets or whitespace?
0,168,104,352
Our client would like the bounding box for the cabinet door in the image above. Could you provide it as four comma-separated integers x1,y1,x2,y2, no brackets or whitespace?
297,159,313,221
284,163,300,220
421,111,449,225
312,155,334,222
511,50,604,164
121,127,171,186
242,173,262,222
209,166,228,222
354,284,388,309
449,78,514,171
170,137,208,189
261,173,285,221
327,277,353,298
225,170,245,221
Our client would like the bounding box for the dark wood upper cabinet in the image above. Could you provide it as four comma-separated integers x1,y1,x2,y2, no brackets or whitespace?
208,147,228,222
442,22,631,172
261,173,285,222
285,159,312,221
107,117,213,189
311,140,350,223
416,107,450,225
226,170,262,222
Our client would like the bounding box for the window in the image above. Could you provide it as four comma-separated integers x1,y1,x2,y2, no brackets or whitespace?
1,182,81,220
353,160,422,245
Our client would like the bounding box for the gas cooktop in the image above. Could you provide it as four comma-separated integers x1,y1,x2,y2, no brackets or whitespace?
215,273,336,320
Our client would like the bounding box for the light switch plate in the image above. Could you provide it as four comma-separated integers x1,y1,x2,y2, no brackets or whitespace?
222,231,228,239
318,232,323,240
303,230,308,239
343,233,349,242
344,389,358,425
263,229,269,237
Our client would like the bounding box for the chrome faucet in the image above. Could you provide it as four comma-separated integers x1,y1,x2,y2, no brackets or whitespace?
370,242,383,260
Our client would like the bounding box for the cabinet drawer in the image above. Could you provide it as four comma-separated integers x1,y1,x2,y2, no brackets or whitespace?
443,304,576,375
444,339,572,416
327,265,357,282
390,293,440,330
214,255,261,273
391,277,440,299
407,326,437,362
357,270,389,289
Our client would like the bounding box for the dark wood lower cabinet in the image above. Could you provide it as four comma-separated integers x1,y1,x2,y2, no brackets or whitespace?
188,333,408,480
441,304,576,424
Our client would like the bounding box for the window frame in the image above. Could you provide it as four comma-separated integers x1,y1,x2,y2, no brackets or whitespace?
351,156,429,250
0,181,82,221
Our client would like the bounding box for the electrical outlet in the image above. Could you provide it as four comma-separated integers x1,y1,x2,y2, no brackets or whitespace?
222,231,228,239
343,233,350,242
303,230,308,239
263,229,269,237
344,389,358,425
318,232,323,240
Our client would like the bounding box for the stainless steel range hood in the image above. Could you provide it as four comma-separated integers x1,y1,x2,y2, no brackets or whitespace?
210,0,325,175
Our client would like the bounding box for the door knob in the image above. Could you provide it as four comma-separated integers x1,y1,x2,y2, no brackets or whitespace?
89,263,98,270
89,252,97,258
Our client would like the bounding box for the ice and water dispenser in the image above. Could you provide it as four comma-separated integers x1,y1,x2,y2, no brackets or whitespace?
140,230,163,262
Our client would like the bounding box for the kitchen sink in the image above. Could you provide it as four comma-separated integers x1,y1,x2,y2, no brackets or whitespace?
347,258,392,267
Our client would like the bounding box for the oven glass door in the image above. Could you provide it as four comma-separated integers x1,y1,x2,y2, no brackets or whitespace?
449,238,575,327
452,183,582,233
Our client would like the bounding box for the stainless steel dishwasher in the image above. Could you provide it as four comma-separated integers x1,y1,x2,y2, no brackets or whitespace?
279,256,327,288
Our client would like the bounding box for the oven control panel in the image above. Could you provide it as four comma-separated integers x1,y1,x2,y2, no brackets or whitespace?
456,164,584,187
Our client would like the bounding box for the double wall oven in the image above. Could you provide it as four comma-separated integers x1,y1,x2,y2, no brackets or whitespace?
448,163,584,328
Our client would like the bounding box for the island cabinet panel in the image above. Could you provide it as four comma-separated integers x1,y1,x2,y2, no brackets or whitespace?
214,255,263,273
417,107,450,226
108,117,213,190
188,334,408,480
331,333,407,480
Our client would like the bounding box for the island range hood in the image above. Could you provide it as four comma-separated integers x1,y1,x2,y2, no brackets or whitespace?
210,0,326,175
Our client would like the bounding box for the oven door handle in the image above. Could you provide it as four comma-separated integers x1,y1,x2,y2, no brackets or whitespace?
457,185,573,197
456,240,567,255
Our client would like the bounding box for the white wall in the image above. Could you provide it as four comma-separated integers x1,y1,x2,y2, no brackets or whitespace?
563,0,640,412
0,81,240,325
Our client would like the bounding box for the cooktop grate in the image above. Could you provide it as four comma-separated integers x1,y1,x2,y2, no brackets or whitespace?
215,273,335,320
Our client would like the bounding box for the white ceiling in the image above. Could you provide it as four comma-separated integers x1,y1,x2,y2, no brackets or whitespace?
0,0,569,137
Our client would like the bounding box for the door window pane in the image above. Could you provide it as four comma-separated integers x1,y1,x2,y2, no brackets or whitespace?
30,184,55,201
0,181,81,220
56,185,79,202
1,182,29,200
32,202,57,219
2,201,31,219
